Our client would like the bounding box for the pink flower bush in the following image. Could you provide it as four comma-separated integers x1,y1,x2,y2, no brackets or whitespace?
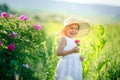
8,44,15,51
34,24,42,30
18,15,27,21
0,40,2,47
1,12,7,19
75,40,80,46
8,32,17,38
9,14,14,18
0,12,45,79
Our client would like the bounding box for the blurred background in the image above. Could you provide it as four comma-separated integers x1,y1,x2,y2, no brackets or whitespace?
1,0,120,36
0,0,120,80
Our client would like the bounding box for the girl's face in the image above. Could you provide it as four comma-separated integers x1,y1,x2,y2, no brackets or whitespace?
64,24,79,38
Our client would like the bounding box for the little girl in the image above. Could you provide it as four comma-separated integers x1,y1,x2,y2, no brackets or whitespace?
54,17,90,80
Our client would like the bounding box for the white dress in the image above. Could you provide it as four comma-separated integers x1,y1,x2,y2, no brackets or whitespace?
54,36,82,80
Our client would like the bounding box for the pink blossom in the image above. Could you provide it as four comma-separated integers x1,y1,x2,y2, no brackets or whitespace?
75,40,80,46
9,14,14,18
34,24,42,30
8,32,17,38
0,40,2,47
1,12,7,19
18,15,27,21
8,44,15,51
75,40,80,44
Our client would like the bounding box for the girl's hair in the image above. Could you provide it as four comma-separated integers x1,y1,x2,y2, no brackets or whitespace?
60,23,80,36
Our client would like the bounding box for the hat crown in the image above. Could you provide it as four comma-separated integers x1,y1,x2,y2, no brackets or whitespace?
64,17,78,27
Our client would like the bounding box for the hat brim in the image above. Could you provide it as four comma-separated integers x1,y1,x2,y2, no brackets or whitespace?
77,21,90,37
65,20,90,37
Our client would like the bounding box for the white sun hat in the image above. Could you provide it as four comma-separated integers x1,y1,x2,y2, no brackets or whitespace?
64,17,90,37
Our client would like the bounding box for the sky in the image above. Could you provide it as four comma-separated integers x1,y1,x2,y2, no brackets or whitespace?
53,0,120,7
0,0,120,7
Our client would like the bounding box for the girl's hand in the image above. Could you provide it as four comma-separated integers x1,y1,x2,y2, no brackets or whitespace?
80,56,84,62
71,46,79,53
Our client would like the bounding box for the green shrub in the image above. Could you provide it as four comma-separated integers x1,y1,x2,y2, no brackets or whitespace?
0,12,46,80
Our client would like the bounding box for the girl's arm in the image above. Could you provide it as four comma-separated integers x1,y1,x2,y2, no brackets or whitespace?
56,37,79,56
